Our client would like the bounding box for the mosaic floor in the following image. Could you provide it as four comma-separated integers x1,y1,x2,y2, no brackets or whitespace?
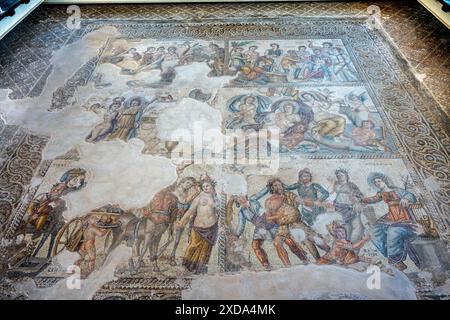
0,2,449,300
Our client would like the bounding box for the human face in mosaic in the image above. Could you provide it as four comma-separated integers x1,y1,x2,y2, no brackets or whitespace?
244,96,255,105
180,179,194,191
300,172,312,185
271,180,284,194
49,183,66,198
336,171,348,184
131,99,140,107
284,104,295,114
209,44,219,53
109,102,121,111
374,178,387,190
201,182,213,194
66,175,85,189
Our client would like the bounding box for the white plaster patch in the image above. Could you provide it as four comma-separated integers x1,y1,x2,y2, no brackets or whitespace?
182,264,417,300
219,172,248,195
156,97,223,142
15,245,131,300
62,139,176,219
422,175,445,193
0,26,121,160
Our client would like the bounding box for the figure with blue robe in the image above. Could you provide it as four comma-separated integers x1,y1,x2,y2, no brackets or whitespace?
362,172,420,271
297,49,332,81
292,46,311,78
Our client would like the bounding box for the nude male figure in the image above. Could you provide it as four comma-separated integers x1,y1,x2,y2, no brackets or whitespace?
75,215,109,278
264,178,309,267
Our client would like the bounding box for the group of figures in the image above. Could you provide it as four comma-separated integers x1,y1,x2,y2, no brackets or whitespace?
228,168,421,271
228,40,359,85
2,36,445,300
100,40,358,88
20,163,424,279
20,163,223,278
102,41,219,87
85,94,173,143
223,87,391,153
18,39,419,279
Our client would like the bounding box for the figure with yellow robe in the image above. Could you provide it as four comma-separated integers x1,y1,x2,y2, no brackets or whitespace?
27,183,67,234
107,96,157,142
27,168,86,233
110,48,142,74
300,91,346,141
25,168,87,258
175,174,218,274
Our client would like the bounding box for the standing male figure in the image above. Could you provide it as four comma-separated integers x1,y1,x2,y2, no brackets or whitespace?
231,195,278,270
286,168,330,226
168,175,200,266
264,178,310,267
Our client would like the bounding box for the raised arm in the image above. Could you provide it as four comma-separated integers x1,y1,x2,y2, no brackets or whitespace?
250,185,270,201
352,234,370,250
285,183,299,192
338,234,370,251
397,189,417,209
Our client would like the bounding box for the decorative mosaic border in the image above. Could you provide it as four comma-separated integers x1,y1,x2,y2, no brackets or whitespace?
0,124,48,230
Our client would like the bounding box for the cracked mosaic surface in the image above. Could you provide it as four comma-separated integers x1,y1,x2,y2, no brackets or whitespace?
0,2,449,300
